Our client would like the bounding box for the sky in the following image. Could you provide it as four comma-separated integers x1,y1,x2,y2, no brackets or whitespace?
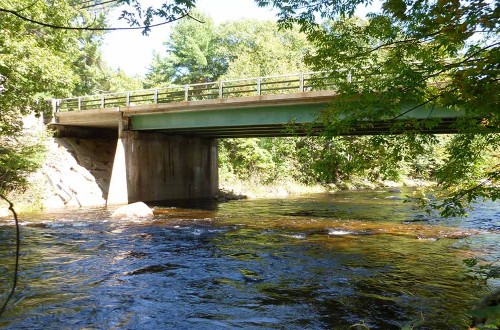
102,0,278,76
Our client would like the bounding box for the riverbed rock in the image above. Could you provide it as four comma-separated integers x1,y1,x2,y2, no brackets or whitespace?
111,202,153,218
385,195,404,200
381,180,401,188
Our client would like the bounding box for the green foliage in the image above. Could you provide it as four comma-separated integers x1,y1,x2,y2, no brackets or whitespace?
146,15,313,85
0,122,49,194
144,52,175,88
114,0,196,35
0,0,80,117
288,134,447,186
147,12,457,188
256,0,500,215
103,68,144,92
4,0,497,212
71,14,109,95
0,0,140,193
463,258,500,283
0,0,80,191
219,139,275,183
218,20,312,79
146,10,226,85
468,287,500,329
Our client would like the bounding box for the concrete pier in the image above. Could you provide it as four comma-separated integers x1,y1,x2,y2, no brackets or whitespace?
107,131,218,205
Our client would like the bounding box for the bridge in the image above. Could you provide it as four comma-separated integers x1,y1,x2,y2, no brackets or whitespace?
50,72,464,205
52,72,462,137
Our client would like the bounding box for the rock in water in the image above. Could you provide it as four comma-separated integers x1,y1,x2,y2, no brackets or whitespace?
111,202,153,218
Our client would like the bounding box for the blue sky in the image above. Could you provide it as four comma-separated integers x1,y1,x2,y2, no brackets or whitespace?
102,0,278,76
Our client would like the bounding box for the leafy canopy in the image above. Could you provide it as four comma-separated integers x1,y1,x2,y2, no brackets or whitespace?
0,0,141,193
254,0,500,215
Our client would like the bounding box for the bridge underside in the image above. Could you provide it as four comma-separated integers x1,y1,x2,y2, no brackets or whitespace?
143,119,462,138
128,104,463,138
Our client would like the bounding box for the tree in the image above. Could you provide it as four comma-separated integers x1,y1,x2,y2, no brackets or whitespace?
0,0,83,193
0,0,154,194
103,68,144,92
72,17,110,96
3,0,498,214
255,0,500,215
218,20,312,79
146,10,227,85
146,15,314,86
0,0,196,34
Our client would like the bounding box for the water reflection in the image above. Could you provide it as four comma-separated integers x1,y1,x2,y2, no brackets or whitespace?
0,190,498,329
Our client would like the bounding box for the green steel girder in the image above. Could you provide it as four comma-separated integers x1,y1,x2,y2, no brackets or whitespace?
129,102,464,137
130,103,326,131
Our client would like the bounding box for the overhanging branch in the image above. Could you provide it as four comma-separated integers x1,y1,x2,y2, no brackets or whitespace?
0,193,20,318
0,7,201,32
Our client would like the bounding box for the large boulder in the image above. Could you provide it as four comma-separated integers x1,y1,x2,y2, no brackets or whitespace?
111,202,153,218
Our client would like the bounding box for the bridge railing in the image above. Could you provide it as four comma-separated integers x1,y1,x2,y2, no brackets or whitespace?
55,71,345,112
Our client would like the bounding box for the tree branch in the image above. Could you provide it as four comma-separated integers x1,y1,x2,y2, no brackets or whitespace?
0,7,192,31
17,0,40,13
439,163,500,208
0,194,20,318
80,0,120,9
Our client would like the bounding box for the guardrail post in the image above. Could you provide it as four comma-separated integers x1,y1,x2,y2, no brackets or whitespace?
52,99,58,114
184,85,189,101
101,95,105,108
50,99,58,123
347,72,352,83
299,73,304,92
219,81,223,98
257,78,261,96
154,89,158,103
78,97,82,111
126,92,131,106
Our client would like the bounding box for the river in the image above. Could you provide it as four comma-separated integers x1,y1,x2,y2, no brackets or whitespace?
0,189,499,329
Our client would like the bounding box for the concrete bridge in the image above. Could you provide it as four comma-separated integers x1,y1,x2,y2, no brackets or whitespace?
50,72,464,205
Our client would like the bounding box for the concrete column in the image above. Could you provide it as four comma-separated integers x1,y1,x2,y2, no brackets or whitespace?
107,131,218,204
107,138,129,205
108,119,129,205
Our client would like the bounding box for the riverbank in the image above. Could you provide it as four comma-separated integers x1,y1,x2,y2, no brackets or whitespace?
217,176,435,201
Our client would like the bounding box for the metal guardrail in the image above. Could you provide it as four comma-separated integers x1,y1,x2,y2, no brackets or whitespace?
54,71,349,112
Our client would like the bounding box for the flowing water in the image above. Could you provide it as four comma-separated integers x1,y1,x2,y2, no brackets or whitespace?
0,190,499,329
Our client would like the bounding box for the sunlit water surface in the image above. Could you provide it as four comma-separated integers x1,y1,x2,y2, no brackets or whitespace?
0,190,499,329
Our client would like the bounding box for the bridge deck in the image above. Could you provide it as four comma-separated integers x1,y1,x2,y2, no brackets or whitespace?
54,91,335,135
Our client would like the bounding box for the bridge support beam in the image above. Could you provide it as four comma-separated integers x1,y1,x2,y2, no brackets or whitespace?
107,131,218,205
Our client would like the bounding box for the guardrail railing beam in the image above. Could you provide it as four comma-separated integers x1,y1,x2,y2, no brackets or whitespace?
55,71,341,111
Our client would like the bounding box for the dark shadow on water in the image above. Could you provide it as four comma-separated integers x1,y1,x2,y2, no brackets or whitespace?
146,198,220,210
